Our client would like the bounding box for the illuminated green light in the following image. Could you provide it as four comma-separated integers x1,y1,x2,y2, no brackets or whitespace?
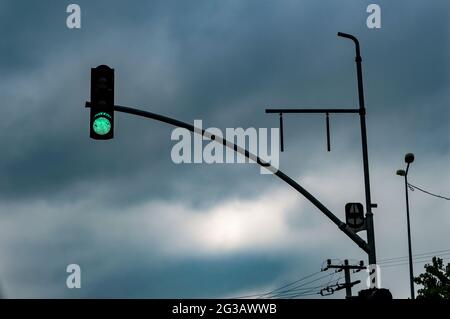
93,116,111,135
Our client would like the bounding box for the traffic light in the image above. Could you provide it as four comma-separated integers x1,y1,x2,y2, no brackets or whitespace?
90,65,114,140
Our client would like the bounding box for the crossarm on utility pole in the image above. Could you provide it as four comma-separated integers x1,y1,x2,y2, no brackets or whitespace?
85,102,369,253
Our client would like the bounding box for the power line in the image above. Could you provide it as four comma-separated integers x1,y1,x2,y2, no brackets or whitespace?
260,270,323,297
379,252,450,264
270,284,332,299
379,253,450,265
233,263,345,299
408,183,450,201
378,249,450,264
231,270,323,299
273,278,346,299
286,291,321,299
281,275,356,299
267,275,344,299
325,268,338,287
381,257,450,269
263,272,337,299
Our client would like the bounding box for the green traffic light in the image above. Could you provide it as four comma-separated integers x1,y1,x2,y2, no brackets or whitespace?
93,116,111,135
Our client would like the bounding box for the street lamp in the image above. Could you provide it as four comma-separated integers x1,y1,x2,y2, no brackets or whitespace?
396,152,415,299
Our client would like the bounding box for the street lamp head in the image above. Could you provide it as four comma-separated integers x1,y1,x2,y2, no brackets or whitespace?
405,153,415,164
396,169,406,176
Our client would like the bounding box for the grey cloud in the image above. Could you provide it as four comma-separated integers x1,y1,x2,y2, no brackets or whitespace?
0,0,448,298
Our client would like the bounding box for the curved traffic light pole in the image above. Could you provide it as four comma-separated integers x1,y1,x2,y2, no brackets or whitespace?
85,101,369,253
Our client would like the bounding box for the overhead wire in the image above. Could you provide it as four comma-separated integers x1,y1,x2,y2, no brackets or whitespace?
379,253,450,266
232,262,347,299
261,272,338,299
408,183,450,201
378,249,450,265
231,270,323,299
267,274,344,299
381,257,450,269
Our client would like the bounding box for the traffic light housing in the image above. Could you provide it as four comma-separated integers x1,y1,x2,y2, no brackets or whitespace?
90,65,114,140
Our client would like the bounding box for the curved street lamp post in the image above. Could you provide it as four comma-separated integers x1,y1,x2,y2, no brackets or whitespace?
396,153,415,299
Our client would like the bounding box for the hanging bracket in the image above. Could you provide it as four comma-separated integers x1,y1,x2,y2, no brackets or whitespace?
266,108,358,153
326,112,331,152
279,112,284,152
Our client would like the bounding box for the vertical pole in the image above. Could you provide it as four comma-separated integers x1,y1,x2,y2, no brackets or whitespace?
339,33,377,267
356,53,377,267
344,260,352,298
404,171,415,299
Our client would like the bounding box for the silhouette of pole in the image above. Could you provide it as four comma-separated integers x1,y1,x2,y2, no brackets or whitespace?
404,166,414,299
344,260,352,297
338,32,377,267
397,153,415,299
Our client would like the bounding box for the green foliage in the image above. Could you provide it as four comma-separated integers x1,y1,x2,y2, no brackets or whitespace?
414,257,450,299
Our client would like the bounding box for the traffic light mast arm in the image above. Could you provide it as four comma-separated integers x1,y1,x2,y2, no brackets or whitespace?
85,102,370,253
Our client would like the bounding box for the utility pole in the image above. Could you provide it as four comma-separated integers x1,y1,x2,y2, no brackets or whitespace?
322,259,366,298
266,33,378,278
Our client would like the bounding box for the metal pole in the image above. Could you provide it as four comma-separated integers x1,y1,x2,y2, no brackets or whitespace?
338,32,377,266
404,165,415,299
344,260,352,298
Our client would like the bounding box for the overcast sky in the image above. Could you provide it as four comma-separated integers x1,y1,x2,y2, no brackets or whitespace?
0,0,449,298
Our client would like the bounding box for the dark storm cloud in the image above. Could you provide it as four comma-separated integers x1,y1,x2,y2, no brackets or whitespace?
0,0,448,206
0,0,449,298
